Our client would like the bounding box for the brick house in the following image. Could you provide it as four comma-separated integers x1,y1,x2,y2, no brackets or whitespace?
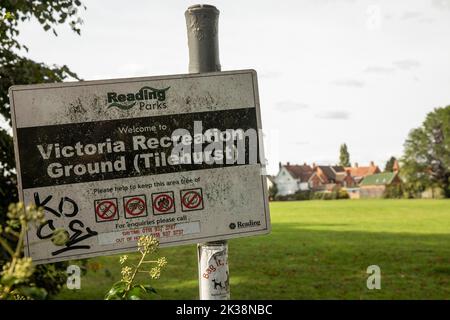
312,165,356,190
345,161,380,184
359,172,402,198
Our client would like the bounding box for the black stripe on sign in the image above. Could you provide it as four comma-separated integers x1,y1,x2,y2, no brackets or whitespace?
17,108,260,189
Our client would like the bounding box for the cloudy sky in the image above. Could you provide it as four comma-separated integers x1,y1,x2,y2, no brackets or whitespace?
10,0,450,174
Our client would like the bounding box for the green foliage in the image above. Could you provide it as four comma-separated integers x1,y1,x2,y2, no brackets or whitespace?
31,262,69,296
275,190,312,201
339,143,351,167
105,282,158,300
275,189,349,201
384,156,397,172
268,183,278,200
105,236,167,300
383,185,404,199
0,128,16,229
401,106,450,198
311,189,349,200
0,0,85,297
0,0,85,52
338,189,350,199
0,203,48,300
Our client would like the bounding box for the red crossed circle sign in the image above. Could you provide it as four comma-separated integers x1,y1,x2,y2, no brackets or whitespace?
95,200,117,220
125,197,146,216
153,194,174,213
182,190,202,209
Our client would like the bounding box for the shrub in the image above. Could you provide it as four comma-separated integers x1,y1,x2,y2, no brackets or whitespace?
338,189,350,199
105,235,167,300
0,203,48,300
275,188,349,201
383,185,404,199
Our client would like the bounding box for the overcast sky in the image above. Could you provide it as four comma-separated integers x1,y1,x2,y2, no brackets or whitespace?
9,0,450,174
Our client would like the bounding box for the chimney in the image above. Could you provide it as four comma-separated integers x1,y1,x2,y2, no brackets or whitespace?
303,162,307,166
370,161,375,167
312,162,316,168
279,162,282,170
354,162,358,168
287,162,290,166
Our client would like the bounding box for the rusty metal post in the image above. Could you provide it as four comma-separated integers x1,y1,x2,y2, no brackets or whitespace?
185,4,230,300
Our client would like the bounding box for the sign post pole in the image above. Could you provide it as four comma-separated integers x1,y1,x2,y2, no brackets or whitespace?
185,4,230,300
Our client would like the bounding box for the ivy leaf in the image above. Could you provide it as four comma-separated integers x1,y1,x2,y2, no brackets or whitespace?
127,285,146,300
16,286,48,300
104,281,127,300
142,284,157,295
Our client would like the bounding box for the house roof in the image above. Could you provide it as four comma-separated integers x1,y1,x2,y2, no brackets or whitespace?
359,172,398,186
345,165,379,178
332,166,345,173
317,165,345,181
284,165,314,182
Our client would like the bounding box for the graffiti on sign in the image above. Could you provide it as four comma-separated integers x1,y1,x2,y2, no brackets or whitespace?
10,70,270,264
35,192,98,256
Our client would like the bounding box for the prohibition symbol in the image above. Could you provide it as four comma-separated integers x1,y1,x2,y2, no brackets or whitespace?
124,195,148,219
180,188,204,212
151,191,176,215
94,198,119,222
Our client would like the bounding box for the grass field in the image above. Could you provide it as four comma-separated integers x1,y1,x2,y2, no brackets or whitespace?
56,199,450,300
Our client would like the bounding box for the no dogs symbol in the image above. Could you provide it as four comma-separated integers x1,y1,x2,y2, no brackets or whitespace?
151,191,176,215
95,198,119,222
181,188,204,212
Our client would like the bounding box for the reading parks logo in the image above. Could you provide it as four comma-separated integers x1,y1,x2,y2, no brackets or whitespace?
107,86,170,111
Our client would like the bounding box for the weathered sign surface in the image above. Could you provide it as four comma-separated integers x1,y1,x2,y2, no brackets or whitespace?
9,69,271,264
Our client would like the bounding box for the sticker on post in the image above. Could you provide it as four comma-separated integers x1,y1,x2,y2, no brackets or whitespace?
151,191,175,215
94,198,119,222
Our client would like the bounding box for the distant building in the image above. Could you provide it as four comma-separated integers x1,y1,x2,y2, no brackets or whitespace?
345,161,380,184
314,165,356,189
274,163,314,196
274,160,396,197
275,162,358,195
359,172,402,198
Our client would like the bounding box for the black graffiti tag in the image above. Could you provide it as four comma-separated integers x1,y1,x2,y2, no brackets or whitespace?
34,192,98,256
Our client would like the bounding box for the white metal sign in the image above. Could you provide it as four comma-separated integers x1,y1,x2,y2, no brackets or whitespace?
9,70,270,264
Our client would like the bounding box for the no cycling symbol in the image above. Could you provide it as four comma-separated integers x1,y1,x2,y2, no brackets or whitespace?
181,188,204,212
95,198,119,222
151,191,176,215
124,195,148,219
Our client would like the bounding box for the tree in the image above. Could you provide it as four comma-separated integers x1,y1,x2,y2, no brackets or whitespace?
268,182,278,200
339,143,351,167
401,106,450,198
1,0,86,297
384,156,397,172
1,0,84,220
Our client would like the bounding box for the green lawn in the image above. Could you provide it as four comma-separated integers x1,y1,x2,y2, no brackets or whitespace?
56,199,450,300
